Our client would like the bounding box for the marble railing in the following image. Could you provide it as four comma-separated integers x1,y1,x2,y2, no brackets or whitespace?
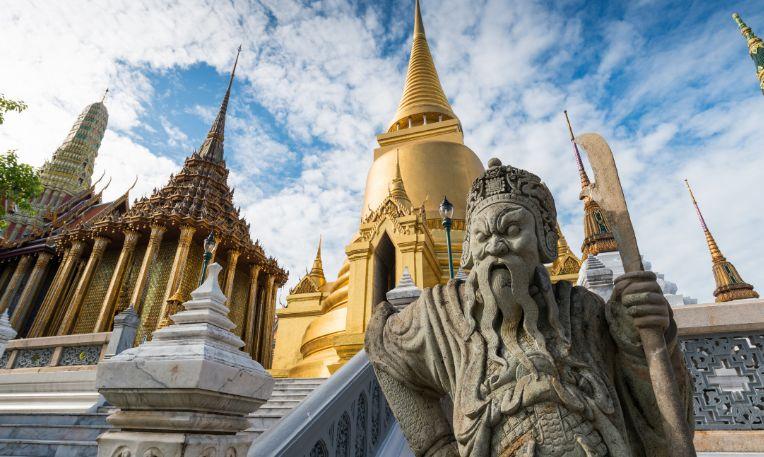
249,350,397,457
0,332,110,370
674,297,764,453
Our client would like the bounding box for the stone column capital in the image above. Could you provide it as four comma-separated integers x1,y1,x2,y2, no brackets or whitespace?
267,274,276,287
250,264,262,279
70,239,87,256
228,249,241,261
36,251,54,264
149,224,166,238
178,225,197,246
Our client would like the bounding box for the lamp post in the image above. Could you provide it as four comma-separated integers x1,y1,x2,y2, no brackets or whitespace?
439,196,455,279
200,231,217,286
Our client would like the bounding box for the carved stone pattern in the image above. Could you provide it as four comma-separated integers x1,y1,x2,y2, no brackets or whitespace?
680,332,764,429
336,412,351,457
0,351,9,369
59,344,101,366
73,248,119,333
13,348,53,368
308,440,328,457
354,392,367,457
371,384,381,447
290,275,319,295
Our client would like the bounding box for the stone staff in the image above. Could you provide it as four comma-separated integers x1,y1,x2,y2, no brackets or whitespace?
575,133,697,457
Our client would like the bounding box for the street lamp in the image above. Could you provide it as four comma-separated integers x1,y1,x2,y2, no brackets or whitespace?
439,196,455,279
200,231,217,286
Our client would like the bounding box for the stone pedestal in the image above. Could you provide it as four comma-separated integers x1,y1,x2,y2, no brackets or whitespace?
103,306,140,359
95,263,273,457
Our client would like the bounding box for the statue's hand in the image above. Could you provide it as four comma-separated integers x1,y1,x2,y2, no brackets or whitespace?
612,271,670,335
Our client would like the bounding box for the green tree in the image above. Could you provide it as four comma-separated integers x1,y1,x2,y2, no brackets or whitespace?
0,94,27,125
0,150,43,227
0,94,42,229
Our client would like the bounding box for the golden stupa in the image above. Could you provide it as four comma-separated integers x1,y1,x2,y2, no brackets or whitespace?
271,0,483,378
271,0,580,378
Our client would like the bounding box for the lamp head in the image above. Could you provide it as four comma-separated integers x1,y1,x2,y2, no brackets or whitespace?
439,196,454,220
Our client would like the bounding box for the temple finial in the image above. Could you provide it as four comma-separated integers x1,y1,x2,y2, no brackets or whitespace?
101,88,109,103
388,0,456,132
684,179,724,263
564,110,591,189
732,13,764,95
198,46,241,162
684,178,758,302
389,150,412,208
308,236,326,287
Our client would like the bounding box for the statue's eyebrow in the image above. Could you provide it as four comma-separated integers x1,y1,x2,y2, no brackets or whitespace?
496,207,525,231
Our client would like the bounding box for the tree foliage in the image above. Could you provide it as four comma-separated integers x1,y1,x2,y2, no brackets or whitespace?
0,94,27,125
0,150,43,227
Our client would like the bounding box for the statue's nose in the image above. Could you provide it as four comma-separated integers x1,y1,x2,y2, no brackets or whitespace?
485,236,508,257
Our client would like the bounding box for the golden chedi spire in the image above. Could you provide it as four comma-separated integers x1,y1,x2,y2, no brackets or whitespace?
308,236,326,288
550,223,582,282
388,0,457,132
564,111,617,259
685,179,758,302
733,13,764,95
388,151,412,209
198,45,241,162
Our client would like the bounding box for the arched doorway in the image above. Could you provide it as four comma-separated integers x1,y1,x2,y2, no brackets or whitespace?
372,233,396,308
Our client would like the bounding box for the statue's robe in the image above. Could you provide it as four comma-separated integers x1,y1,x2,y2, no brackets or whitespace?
365,280,693,457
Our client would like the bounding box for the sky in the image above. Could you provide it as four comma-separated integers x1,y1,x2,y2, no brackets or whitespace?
1,0,763,304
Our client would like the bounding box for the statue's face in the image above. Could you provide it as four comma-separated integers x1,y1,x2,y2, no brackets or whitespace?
469,203,540,275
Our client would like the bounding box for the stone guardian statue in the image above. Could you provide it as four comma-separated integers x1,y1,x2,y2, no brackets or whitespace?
365,158,693,456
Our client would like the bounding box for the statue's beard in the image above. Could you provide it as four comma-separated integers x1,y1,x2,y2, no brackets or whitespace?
466,255,558,377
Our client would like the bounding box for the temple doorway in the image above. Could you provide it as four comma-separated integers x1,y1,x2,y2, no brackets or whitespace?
372,233,396,307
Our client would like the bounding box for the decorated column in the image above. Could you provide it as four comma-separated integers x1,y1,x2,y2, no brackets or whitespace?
261,275,278,368
95,230,140,332
223,249,240,301
130,224,165,313
157,225,196,324
0,255,32,313
244,264,261,356
58,236,111,334
28,240,86,337
11,252,53,329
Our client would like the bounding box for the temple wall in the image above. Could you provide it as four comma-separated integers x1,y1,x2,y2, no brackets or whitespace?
72,248,119,334
179,242,203,300
230,264,249,336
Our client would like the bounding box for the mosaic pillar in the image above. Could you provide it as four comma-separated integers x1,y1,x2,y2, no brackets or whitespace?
11,252,53,330
260,275,277,367
223,249,240,303
95,230,140,332
157,225,196,325
58,236,110,335
130,224,166,313
27,240,86,337
0,255,33,313
244,264,261,356
252,273,268,361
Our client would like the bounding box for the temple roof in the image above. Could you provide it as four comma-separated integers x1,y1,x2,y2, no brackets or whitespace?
733,13,764,95
388,0,457,132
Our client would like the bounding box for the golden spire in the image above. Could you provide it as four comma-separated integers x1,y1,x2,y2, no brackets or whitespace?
199,45,241,162
685,179,758,302
564,111,617,258
388,0,457,132
550,223,582,282
388,150,412,208
733,13,764,95
308,236,326,288
101,88,109,104
564,110,591,189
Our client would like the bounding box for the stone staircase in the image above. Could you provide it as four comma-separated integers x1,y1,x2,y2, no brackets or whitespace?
0,377,325,457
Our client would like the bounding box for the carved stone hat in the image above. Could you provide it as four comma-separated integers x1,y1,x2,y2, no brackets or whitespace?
461,158,558,267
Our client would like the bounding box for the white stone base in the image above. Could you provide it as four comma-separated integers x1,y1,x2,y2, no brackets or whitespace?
0,367,99,412
97,430,252,457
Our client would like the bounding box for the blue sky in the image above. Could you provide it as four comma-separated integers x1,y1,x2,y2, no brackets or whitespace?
1,0,763,303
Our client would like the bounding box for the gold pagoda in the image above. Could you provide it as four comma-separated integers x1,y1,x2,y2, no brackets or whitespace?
0,50,287,366
271,0,581,378
685,179,758,302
